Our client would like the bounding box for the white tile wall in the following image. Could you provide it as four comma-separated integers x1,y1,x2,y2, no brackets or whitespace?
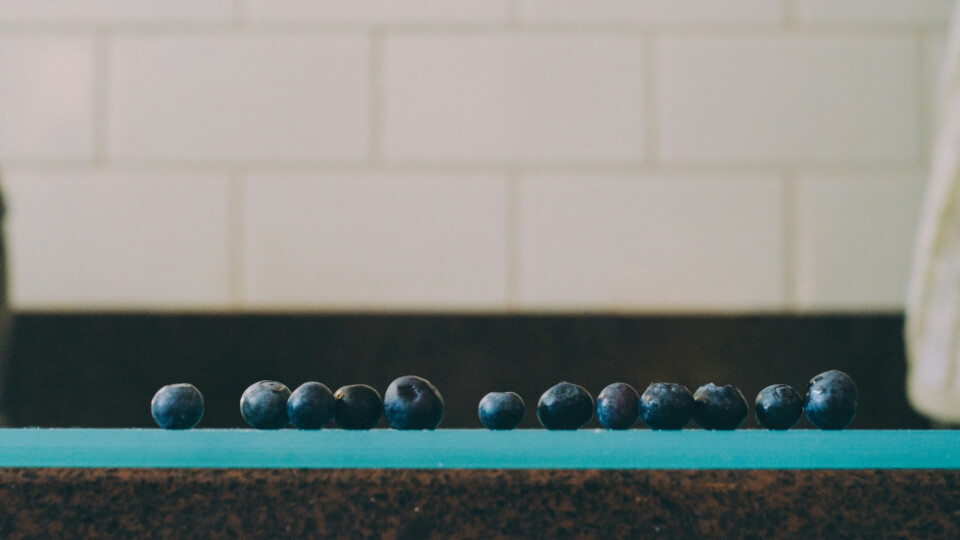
0,3,943,312
107,35,369,163
798,0,952,26
521,0,784,25
0,1,233,25
382,35,645,163
519,175,785,311
242,174,508,310
658,36,921,164
244,0,511,25
795,174,926,311
0,35,95,161
3,170,232,310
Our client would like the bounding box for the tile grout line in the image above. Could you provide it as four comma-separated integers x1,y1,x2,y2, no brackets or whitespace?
505,171,522,310
93,30,110,166
0,160,929,176
368,28,386,164
782,171,800,312
229,170,246,310
642,32,660,165
0,24,938,38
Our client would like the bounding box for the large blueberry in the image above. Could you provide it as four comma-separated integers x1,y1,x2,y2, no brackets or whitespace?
804,370,858,430
693,383,748,430
478,392,525,430
537,382,594,430
287,382,335,429
384,376,444,430
240,380,291,430
639,382,695,430
596,382,640,430
755,384,803,430
151,383,204,430
334,384,383,430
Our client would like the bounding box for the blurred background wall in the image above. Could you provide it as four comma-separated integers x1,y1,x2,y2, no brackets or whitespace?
0,0,949,315
0,1,951,428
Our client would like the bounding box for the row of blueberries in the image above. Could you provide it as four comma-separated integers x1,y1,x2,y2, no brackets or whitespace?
151,370,858,431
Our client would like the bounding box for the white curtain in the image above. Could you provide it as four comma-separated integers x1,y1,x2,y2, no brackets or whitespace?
906,2,960,422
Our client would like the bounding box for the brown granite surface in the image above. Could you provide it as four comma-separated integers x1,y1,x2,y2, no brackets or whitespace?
0,468,957,539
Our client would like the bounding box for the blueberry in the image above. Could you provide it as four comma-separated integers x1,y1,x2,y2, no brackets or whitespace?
693,383,748,430
287,382,335,429
333,384,383,430
537,382,594,430
240,380,291,430
804,370,858,430
755,384,803,430
596,382,640,430
384,376,444,430
639,382,695,430
478,392,525,430
151,383,204,430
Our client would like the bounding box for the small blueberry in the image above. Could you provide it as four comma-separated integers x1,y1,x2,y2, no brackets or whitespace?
151,383,204,430
240,380,291,430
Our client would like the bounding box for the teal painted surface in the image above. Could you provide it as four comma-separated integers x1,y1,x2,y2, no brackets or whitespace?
0,429,955,469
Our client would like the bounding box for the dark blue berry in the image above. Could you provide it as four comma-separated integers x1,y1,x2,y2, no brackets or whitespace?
384,376,444,430
240,380,291,430
478,392,525,430
334,384,383,430
287,382,335,429
693,383,748,430
755,384,802,430
804,370,858,430
640,382,694,430
151,383,204,430
537,382,594,430
596,382,640,430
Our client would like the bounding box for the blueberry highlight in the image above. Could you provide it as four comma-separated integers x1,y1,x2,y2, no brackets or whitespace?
596,382,640,430
334,384,383,430
537,382,594,430
755,384,803,430
384,375,444,430
640,382,695,430
287,382,335,430
804,370,858,430
693,383,748,430
240,380,291,430
478,392,525,430
151,383,204,430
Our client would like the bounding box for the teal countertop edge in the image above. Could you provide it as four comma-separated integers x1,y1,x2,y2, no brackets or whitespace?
0,429,955,469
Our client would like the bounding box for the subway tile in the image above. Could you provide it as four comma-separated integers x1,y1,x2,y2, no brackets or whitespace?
2,170,232,310
658,36,921,164
383,35,645,163
0,36,95,161
795,174,925,311
245,0,510,24
107,35,369,163
521,0,783,24
519,174,785,311
798,0,952,26
0,1,233,25
242,174,508,310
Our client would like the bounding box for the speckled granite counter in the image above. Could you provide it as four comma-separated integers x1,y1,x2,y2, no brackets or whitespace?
0,468,958,538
